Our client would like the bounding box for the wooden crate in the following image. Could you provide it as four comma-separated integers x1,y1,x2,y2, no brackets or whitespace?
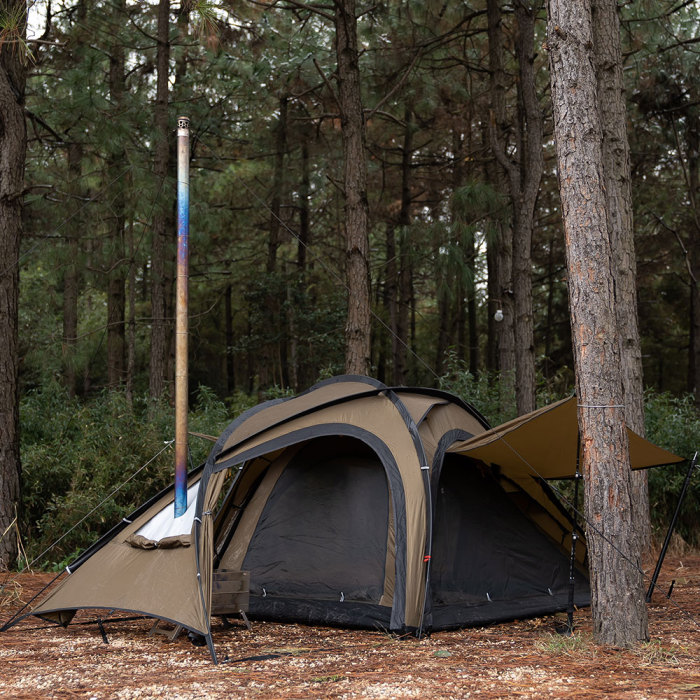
212,569,251,629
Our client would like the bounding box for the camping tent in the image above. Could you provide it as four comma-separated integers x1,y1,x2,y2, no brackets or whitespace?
3,376,683,661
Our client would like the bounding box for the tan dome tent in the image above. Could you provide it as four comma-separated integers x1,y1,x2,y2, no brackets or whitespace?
3,376,683,662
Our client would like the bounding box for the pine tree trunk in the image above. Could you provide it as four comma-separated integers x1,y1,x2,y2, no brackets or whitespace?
63,141,81,397
386,223,401,379
592,0,650,554
511,1,543,415
543,234,556,378
392,109,414,385
396,236,411,383
435,284,450,376
107,3,126,388
486,235,499,372
286,266,299,391
685,115,700,405
487,0,515,406
260,95,288,389
268,95,287,273
298,135,310,271
335,0,371,376
225,283,235,394
0,0,26,569
149,0,171,400
467,263,478,373
126,220,136,404
548,0,648,647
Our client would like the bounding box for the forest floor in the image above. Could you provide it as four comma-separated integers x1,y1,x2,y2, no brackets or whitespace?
1,555,700,699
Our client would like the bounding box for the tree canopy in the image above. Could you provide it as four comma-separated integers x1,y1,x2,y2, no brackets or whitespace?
1,0,699,581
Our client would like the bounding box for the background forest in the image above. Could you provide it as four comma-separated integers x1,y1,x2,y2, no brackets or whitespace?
6,0,700,566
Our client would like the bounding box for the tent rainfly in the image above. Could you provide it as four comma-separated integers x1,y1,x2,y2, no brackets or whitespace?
3,376,683,662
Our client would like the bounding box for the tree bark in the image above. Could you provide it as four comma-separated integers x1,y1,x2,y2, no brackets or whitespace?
682,111,700,404
486,0,544,413
0,0,26,569
592,0,650,554
497,1,543,415
393,108,414,385
126,220,136,404
548,0,648,647
149,0,171,400
225,283,235,394
106,0,126,388
63,141,81,397
386,223,401,378
335,0,371,376
268,95,288,273
298,134,310,272
487,0,515,405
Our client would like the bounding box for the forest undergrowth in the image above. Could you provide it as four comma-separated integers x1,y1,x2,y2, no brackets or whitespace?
8,372,700,573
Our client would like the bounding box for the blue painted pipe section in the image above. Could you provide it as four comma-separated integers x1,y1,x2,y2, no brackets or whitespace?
174,116,190,519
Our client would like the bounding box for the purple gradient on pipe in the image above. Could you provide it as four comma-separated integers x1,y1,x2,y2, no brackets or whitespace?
174,116,190,519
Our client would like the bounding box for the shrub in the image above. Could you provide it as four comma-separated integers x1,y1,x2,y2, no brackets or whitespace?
644,391,700,546
19,384,251,570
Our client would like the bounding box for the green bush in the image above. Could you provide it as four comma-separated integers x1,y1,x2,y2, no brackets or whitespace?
19,383,253,570
17,376,700,571
644,391,700,546
438,353,517,427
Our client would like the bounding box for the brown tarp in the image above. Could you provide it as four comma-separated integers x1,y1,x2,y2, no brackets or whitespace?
447,396,683,479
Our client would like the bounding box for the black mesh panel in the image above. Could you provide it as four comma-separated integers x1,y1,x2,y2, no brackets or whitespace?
431,456,588,624
243,438,389,604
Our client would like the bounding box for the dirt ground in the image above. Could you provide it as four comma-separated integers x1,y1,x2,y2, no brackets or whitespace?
2,556,700,699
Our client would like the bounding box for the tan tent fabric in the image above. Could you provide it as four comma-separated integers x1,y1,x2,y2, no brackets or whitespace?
398,394,449,427
414,401,487,465
34,541,207,632
31,472,209,634
218,450,299,571
447,396,683,479
218,378,382,455
198,469,229,644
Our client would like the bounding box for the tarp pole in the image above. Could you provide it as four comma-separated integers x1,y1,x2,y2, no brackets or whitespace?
566,434,581,635
174,116,190,518
645,452,697,602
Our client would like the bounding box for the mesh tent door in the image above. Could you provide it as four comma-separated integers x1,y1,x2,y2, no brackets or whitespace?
225,437,394,627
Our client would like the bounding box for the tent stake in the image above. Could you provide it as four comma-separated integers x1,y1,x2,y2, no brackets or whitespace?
174,116,190,518
645,452,697,603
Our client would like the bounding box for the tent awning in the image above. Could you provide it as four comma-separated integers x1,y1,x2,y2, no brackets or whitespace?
447,396,684,479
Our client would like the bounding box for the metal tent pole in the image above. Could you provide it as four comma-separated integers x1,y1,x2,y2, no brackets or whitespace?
174,116,190,518
645,452,697,602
